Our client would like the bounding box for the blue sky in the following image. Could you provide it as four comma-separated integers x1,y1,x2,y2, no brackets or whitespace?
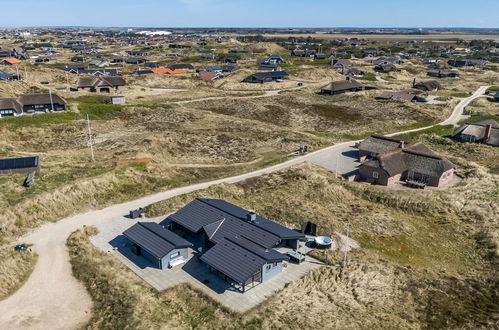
1,0,498,28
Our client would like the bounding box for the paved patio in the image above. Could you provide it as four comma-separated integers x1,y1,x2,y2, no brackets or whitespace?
91,216,324,312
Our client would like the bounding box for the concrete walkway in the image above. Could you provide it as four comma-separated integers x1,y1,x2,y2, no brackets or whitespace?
0,86,488,330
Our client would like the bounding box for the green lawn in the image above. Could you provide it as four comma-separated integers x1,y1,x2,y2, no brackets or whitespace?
358,72,377,81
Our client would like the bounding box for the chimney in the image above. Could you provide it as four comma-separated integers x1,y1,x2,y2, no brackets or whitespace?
400,141,405,148
346,75,351,81
412,78,416,87
484,124,492,141
246,212,256,222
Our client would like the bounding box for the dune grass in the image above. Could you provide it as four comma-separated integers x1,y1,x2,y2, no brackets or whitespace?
0,247,37,301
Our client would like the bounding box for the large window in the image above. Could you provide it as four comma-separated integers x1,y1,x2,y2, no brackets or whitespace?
170,251,180,260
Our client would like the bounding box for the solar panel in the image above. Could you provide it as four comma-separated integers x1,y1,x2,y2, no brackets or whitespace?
0,156,39,170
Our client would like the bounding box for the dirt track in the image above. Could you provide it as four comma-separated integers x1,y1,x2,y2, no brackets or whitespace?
0,86,488,330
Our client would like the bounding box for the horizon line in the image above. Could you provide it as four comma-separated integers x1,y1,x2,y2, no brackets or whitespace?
1,26,499,30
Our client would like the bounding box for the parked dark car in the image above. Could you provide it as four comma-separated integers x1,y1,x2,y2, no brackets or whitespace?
14,244,27,251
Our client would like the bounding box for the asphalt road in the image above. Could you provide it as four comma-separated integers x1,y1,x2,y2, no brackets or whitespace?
0,85,488,330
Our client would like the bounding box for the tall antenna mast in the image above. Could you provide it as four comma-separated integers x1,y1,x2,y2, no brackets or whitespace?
86,114,95,162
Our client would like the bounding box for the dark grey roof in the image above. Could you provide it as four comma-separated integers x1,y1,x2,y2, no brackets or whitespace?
320,79,362,92
77,76,126,88
167,198,228,233
376,63,398,72
168,63,194,70
231,236,289,263
0,98,22,114
202,219,224,239
123,222,192,259
413,80,442,91
200,237,288,284
243,71,288,82
206,65,240,72
18,93,66,106
198,198,304,240
0,70,11,80
169,199,281,247
0,156,39,170
134,70,154,75
372,56,403,65
203,214,280,247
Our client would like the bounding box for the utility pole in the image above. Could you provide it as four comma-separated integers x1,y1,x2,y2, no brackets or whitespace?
65,71,70,92
343,221,350,268
86,114,95,162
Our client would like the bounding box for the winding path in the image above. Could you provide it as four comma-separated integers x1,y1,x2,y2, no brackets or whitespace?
0,86,488,330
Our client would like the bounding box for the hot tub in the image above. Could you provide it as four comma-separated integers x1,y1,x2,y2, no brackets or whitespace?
315,236,333,249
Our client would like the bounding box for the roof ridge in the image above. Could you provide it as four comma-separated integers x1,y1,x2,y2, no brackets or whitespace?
225,236,268,257
402,149,443,160
371,135,405,143
138,222,177,246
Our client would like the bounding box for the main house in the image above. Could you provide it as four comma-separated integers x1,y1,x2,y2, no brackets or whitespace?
167,63,194,71
427,69,460,78
374,63,398,73
0,93,66,117
331,59,352,70
124,198,305,292
376,90,418,102
448,59,488,67
357,135,455,187
413,80,442,92
77,76,126,93
320,79,363,95
452,120,499,147
242,71,288,83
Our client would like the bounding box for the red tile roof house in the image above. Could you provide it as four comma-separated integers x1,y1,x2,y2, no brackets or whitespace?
357,135,455,188
198,70,223,81
1,58,22,65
